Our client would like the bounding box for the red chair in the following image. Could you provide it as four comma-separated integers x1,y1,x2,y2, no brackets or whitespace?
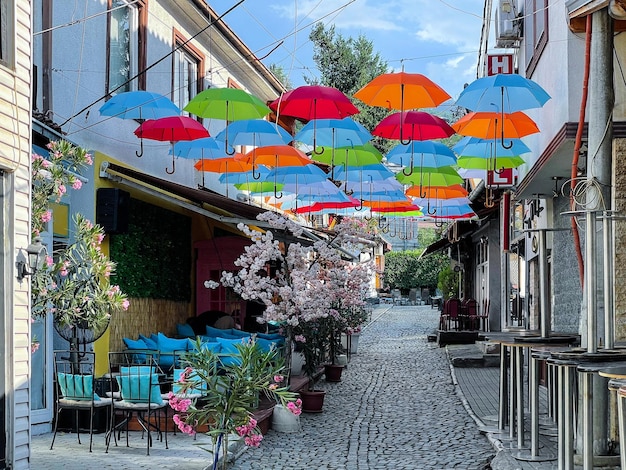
445,298,462,331
463,299,478,330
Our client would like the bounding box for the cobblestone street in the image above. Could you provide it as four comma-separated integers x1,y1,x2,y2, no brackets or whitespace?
232,305,494,470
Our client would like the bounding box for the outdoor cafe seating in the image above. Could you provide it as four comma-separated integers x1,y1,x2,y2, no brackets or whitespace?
438,298,486,331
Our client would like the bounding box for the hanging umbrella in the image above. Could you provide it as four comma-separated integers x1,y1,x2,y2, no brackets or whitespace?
372,111,455,143
219,167,270,184
455,73,551,114
269,85,359,120
354,71,451,114
342,178,403,195
239,145,311,179
170,136,230,186
385,140,457,175
453,136,528,171
99,90,181,157
293,197,361,214
332,163,395,182
413,196,472,216
452,111,540,150
406,184,469,199
294,117,372,152
429,203,477,220
263,164,330,198
134,116,209,173
214,119,293,148
396,165,464,188
235,181,285,194
194,157,250,173
313,143,383,178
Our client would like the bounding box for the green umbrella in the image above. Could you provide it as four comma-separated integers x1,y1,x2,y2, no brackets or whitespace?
184,88,271,121
396,166,464,187
314,143,382,167
234,181,285,194
456,154,525,170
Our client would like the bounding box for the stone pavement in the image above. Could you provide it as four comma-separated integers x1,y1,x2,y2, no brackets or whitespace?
30,304,563,469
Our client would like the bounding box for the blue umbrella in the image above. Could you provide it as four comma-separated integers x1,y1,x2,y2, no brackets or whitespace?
386,141,457,176
219,167,271,184
99,91,181,157
294,117,372,150
263,164,330,198
214,119,293,152
332,163,395,182
170,137,231,186
455,73,551,113
453,137,528,171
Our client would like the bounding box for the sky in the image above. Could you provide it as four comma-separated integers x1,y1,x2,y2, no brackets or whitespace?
213,0,487,108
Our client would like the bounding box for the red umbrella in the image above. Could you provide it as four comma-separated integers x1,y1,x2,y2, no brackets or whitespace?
134,116,210,173
269,85,359,121
372,111,455,143
293,197,361,214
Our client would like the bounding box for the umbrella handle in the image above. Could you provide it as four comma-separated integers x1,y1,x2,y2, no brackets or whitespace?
400,135,412,145
427,200,437,215
274,186,283,199
353,199,364,211
165,155,176,174
136,138,144,158
433,218,445,228
252,165,262,180
389,223,397,237
402,166,414,177
484,186,496,208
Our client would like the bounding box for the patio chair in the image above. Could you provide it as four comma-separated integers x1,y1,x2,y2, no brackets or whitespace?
51,350,114,452
463,298,479,330
444,298,462,330
106,351,168,455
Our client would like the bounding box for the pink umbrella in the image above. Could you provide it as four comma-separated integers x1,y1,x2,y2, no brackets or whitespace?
372,111,455,144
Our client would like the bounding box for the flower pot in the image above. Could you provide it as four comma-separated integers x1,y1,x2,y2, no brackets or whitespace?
271,404,301,433
335,354,348,366
324,363,345,382
298,389,326,413
291,351,305,376
341,332,360,354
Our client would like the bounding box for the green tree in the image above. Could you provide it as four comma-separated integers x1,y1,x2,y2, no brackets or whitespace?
307,23,391,152
268,63,293,90
384,250,447,292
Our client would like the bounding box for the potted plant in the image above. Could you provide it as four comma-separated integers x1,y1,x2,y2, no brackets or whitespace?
171,337,301,469
293,320,327,412
30,141,129,354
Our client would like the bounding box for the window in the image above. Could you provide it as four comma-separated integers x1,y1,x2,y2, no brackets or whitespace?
172,31,203,114
524,0,548,76
106,0,146,94
0,0,14,68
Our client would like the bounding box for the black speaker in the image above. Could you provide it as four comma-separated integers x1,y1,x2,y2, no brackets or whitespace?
96,188,130,234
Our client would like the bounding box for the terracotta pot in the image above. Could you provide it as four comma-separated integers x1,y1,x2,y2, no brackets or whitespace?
324,363,345,382
298,389,326,413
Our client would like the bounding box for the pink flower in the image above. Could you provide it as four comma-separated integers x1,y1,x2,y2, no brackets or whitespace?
168,394,191,412
46,255,53,267
84,154,93,165
72,179,82,190
287,401,302,416
57,184,66,196
244,434,263,447
273,375,284,383
172,414,195,435
31,342,40,354
41,211,52,223
121,299,130,310
294,335,306,343
268,384,278,390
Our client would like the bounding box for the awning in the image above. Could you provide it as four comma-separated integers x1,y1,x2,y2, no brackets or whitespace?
99,161,357,257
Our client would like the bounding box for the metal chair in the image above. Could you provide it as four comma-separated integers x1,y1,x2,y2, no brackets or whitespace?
51,350,114,452
106,351,169,455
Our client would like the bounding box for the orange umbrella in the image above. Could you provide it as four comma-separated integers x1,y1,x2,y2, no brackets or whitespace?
354,72,451,111
238,145,311,179
193,156,249,173
406,184,469,199
452,111,540,143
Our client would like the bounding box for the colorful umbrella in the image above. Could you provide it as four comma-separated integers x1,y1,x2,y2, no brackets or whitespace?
269,85,359,120
453,136,529,171
413,196,472,216
385,140,457,175
134,116,209,173
214,119,292,149
396,165,464,188
99,90,181,157
293,197,361,214
170,136,230,186
452,111,540,149
455,73,551,114
239,145,311,179
354,71,451,111
184,88,271,121
313,143,383,174
405,184,468,199
263,164,330,198
294,117,372,151
235,181,285,194
219,167,270,184
372,111,455,143
194,157,250,173
332,163,395,182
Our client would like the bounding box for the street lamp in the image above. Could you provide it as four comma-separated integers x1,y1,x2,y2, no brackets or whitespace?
16,237,47,282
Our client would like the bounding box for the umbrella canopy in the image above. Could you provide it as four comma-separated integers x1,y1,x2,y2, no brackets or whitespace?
332,163,395,182
219,167,270,184
405,184,468,199
455,73,551,113
171,137,229,159
372,111,455,142
293,197,361,214
99,91,181,120
265,164,329,184
101,91,182,157
396,165,464,187
269,85,359,120
283,180,346,197
239,145,311,179
429,203,476,219
294,117,372,150
313,143,383,168
235,181,285,194
453,136,529,170
452,111,540,140
342,178,403,195
134,116,210,173
184,88,271,121
370,204,423,214
194,157,251,173
354,71,451,111
214,119,293,148
385,140,457,169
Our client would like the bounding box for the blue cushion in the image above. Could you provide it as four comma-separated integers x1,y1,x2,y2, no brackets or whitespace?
257,332,284,341
123,338,148,362
138,334,158,350
206,325,231,337
227,328,252,338
176,323,196,338
201,342,221,354
116,374,163,404
58,373,99,401
198,335,217,343
120,366,155,375
216,337,246,367
255,337,283,353
156,333,190,353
